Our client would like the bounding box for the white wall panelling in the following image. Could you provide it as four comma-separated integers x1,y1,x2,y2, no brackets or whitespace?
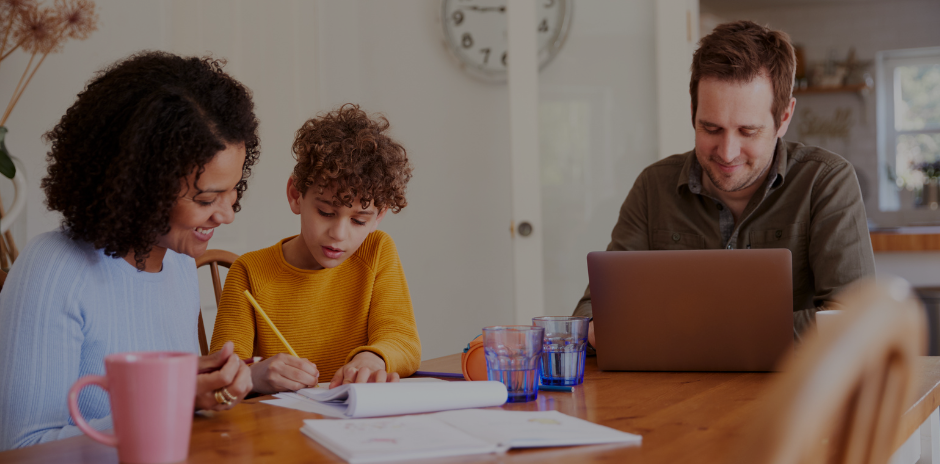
508,0,546,325
537,1,659,318
655,0,699,160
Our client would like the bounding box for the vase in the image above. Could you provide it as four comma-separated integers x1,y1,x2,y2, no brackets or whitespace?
0,154,26,234
925,179,940,211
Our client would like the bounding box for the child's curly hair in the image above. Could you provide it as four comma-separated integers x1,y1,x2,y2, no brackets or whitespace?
291,104,412,212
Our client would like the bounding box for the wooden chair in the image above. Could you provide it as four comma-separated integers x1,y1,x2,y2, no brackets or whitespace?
195,249,239,356
0,268,6,292
730,277,926,464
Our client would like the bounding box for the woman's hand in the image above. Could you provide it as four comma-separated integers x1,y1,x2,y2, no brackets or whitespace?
249,353,319,394
588,320,595,348
195,341,252,411
328,351,400,389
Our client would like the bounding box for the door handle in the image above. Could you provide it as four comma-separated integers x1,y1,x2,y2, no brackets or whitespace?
517,221,533,237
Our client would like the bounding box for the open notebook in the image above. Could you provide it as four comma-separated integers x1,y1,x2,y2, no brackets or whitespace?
263,380,509,418
301,409,642,463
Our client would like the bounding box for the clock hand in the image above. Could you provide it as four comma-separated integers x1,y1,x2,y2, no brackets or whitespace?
466,5,506,13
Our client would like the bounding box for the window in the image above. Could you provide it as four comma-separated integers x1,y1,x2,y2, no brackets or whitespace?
876,46,940,224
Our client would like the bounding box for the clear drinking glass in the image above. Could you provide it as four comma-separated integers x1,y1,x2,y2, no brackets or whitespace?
532,316,590,386
482,325,545,403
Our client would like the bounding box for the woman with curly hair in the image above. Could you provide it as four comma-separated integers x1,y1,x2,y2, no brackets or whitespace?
209,104,421,394
0,51,260,450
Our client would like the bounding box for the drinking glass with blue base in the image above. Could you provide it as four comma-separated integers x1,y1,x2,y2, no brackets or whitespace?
532,316,590,386
482,325,544,403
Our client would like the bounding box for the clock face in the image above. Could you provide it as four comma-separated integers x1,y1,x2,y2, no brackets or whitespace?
441,0,572,82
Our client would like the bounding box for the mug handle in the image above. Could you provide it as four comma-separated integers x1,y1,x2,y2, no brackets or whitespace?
68,375,119,447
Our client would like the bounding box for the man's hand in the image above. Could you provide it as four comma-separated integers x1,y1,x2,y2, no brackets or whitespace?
195,341,252,411
588,320,595,348
249,353,320,394
328,351,400,389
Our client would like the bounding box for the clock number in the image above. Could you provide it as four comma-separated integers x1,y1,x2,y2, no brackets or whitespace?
452,10,464,26
461,32,473,49
501,51,508,66
480,48,491,64
544,0,555,7
538,19,548,33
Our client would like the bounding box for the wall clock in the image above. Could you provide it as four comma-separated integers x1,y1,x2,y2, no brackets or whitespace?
441,0,573,82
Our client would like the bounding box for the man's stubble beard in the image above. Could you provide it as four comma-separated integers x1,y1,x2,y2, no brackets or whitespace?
702,156,773,193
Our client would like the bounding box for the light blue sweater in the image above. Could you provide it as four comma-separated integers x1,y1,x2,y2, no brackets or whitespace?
0,230,200,450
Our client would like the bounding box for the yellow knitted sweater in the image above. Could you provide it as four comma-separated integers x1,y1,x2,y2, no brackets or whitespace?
209,231,421,379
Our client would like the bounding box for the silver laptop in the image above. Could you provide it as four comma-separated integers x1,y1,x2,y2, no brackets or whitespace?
587,249,793,372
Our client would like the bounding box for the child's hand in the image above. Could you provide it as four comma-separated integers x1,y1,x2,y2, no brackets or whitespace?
249,353,319,394
328,351,400,389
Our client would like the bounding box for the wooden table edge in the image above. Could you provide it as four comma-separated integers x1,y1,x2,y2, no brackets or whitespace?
897,358,940,448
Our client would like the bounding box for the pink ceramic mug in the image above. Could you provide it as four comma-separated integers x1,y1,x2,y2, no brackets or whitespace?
68,352,198,464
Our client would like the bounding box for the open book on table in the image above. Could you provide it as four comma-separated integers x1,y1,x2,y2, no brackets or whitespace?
300,409,642,463
262,379,509,418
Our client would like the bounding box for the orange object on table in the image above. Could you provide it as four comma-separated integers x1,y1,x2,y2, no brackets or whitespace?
460,335,487,381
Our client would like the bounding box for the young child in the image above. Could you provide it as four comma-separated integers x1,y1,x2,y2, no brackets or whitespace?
210,104,420,393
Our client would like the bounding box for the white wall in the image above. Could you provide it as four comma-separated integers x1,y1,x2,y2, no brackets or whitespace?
537,0,659,319
312,0,518,358
0,0,661,359
655,0,698,160
875,252,940,289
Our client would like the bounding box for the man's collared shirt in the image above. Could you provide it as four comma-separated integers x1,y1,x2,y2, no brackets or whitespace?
574,138,876,337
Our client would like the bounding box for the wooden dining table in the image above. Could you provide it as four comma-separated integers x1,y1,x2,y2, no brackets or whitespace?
3,354,940,463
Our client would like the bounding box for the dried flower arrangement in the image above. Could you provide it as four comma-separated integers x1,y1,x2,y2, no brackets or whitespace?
0,0,98,178
913,161,940,181
0,0,97,267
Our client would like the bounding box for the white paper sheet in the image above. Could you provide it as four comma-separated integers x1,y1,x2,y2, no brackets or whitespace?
433,409,643,448
263,380,508,418
300,415,498,464
266,392,350,417
298,409,642,463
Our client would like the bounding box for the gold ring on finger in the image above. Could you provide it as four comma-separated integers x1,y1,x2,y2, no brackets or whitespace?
214,389,232,406
221,387,237,402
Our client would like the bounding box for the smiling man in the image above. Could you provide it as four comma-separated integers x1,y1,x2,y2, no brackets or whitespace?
574,21,875,342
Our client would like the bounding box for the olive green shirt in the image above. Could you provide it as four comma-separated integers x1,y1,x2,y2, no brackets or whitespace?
573,138,876,339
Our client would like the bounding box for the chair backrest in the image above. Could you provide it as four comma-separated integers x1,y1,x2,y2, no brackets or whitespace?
195,249,239,356
729,277,926,464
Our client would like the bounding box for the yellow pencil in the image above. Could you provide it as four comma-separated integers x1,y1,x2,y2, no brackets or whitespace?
243,289,299,358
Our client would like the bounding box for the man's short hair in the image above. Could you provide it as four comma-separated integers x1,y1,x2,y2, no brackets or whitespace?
690,20,796,129
291,103,412,213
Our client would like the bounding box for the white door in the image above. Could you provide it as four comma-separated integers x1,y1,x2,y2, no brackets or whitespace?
508,0,699,321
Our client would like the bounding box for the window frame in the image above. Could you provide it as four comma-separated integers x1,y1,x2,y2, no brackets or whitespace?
873,46,940,227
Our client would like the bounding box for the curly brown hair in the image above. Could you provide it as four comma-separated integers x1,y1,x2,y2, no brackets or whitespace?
41,51,260,269
291,104,412,212
690,20,796,130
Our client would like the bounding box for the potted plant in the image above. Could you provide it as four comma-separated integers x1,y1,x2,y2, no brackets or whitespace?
912,160,940,210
